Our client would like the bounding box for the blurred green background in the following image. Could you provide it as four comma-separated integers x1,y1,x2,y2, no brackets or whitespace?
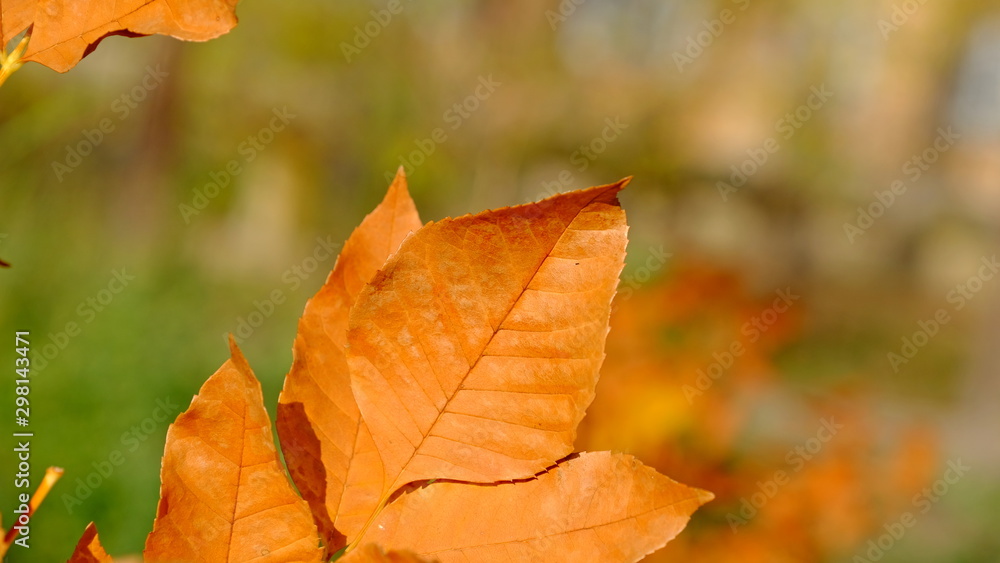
2,0,999,561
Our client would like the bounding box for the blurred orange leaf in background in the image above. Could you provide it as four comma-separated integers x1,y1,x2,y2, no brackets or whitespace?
578,265,941,562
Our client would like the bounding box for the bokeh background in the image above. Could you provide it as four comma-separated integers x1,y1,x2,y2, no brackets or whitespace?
2,0,1000,561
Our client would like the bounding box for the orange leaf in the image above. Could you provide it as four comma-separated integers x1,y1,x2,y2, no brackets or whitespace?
360,451,712,562
144,337,322,562
68,522,113,563
61,175,713,562
1,0,239,73
339,544,437,563
345,180,629,535
277,169,422,550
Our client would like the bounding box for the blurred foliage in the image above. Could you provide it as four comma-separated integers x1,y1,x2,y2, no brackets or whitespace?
2,0,1000,560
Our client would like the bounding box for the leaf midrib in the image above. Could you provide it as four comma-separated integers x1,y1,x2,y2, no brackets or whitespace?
388,186,615,490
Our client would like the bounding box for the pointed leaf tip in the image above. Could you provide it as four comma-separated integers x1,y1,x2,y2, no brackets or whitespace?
695,487,715,505
68,522,113,563
226,334,252,375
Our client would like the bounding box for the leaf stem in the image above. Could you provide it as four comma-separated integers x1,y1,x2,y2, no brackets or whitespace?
0,28,32,90
0,466,63,557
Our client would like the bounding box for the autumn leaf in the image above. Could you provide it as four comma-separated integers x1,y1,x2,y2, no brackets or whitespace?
343,179,630,544
143,337,322,562
69,522,114,563
359,451,712,562
69,175,713,562
0,0,239,74
277,168,421,552
339,544,436,563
